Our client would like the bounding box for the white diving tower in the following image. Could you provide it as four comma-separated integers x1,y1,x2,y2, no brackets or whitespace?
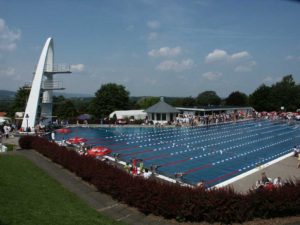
21,38,71,131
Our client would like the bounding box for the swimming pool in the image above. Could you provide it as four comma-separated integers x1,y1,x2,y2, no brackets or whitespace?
56,120,300,187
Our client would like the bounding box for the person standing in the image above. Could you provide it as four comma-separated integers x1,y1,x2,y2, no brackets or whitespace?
3,124,10,139
51,131,55,142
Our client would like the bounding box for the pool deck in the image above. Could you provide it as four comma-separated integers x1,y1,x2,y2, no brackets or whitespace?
228,154,300,193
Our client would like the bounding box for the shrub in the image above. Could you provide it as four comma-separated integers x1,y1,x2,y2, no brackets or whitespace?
18,135,36,149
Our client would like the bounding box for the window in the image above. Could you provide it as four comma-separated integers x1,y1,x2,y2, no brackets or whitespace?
157,113,161,120
162,113,166,120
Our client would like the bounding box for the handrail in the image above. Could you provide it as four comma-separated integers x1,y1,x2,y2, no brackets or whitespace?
42,80,64,90
33,64,71,73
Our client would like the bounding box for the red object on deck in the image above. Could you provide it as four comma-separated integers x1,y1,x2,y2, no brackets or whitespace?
56,128,71,134
87,146,112,157
67,136,87,144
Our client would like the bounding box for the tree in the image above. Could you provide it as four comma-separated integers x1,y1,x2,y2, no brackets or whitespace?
249,84,272,111
135,97,159,109
71,97,92,115
269,75,299,111
53,96,78,120
11,86,30,115
170,97,196,107
249,75,300,111
196,91,221,106
225,91,248,106
90,83,130,118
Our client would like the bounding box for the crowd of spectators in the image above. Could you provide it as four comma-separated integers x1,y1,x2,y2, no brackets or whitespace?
175,111,251,127
254,172,283,191
123,158,153,179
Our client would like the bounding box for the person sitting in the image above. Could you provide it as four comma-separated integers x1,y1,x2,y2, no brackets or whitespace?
255,180,264,189
143,168,152,179
196,180,206,189
124,163,131,173
174,172,184,183
139,159,144,173
261,172,270,185
150,164,159,173
265,182,275,191
273,176,283,187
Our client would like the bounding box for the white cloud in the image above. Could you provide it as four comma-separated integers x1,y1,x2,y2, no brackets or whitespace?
205,49,228,63
231,51,250,60
148,46,181,57
285,55,300,61
202,71,222,80
205,49,250,63
71,64,85,72
148,32,158,40
0,18,21,52
0,67,15,77
285,55,293,61
234,61,256,72
0,66,21,80
147,20,160,29
262,76,273,83
156,59,194,72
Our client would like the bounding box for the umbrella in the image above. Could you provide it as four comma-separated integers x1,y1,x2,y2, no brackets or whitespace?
67,136,88,144
87,146,111,157
56,128,71,134
77,114,92,121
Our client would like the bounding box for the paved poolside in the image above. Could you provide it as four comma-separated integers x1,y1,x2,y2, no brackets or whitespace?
229,154,300,193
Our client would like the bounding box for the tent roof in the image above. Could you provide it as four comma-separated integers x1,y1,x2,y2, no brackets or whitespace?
109,110,147,118
145,97,179,113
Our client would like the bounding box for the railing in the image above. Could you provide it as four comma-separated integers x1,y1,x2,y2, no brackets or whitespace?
33,64,71,73
44,64,71,73
42,80,64,90
24,82,32,89
41,97,51,103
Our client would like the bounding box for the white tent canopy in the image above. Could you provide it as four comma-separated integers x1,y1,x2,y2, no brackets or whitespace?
0,117,12,125
109,110,147,120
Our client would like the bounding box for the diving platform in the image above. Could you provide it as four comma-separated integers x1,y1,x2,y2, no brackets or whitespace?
21,38,72,131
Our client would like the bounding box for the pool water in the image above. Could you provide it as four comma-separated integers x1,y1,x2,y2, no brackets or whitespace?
56,120,300,187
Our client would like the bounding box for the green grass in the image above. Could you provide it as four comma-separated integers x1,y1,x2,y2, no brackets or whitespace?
0,155,127,225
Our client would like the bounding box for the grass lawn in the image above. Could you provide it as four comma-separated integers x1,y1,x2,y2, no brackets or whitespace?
0,154,126,225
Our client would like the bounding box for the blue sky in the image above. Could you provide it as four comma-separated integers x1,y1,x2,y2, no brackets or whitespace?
0,0,299,97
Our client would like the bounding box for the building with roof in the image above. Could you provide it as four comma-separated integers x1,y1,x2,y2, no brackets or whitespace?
145,97,179,124
176,106,254,116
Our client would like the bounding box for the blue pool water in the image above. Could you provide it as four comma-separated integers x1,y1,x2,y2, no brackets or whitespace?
56,120,300,187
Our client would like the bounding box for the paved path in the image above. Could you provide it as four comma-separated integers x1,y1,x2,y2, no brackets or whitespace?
229,155,300,193
2,136,300,225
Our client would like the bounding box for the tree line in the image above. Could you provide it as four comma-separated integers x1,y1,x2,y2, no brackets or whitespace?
0,74,299,121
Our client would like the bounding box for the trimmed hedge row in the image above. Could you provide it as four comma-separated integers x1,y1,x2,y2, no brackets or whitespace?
19,136,300,223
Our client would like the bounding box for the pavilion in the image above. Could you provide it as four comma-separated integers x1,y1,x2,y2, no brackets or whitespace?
145,97,179,124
